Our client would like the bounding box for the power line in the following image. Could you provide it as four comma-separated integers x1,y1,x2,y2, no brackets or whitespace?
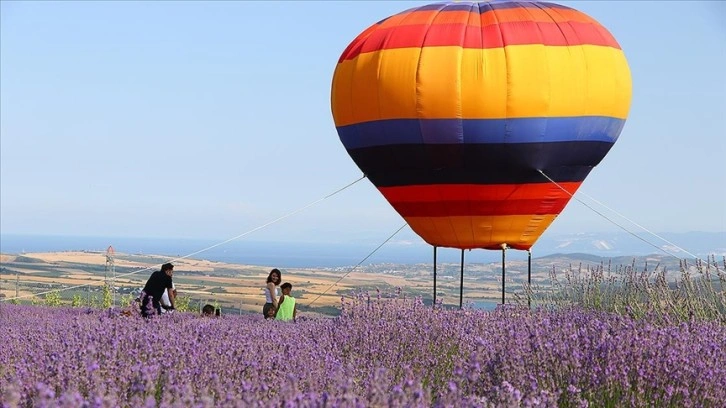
305,223,409,308
569,185,702,260
1,175,367,303
538,170,700,262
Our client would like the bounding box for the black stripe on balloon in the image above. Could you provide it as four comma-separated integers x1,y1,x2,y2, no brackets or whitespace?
346,141,615,187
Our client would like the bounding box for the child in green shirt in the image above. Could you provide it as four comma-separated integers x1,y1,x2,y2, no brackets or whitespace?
275,282,297,322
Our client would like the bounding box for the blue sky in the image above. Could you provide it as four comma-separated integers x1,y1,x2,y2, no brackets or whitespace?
1,1,724,249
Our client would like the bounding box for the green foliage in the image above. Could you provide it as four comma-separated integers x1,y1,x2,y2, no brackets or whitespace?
175,295,192,313
13,256,45,264
120,293,134,308
155,374,165,405
101,284,112,309
89,294,100,308
44,291,62,307
71,294,83,307
423,341,460,393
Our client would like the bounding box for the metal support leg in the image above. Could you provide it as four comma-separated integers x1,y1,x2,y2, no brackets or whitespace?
459,249,465,309
433,246,437,307
528,249,532,308
501,244,507,305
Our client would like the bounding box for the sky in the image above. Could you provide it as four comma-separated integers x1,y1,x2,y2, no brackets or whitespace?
1,1,725,250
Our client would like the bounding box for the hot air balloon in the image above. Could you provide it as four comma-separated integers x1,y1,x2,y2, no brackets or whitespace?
331,0,631,304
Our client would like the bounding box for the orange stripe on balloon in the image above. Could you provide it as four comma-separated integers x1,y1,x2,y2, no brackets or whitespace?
332,45,631,124
405,214,558,250
390,198,572,217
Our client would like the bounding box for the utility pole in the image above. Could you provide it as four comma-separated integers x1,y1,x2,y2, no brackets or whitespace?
105,246,116,306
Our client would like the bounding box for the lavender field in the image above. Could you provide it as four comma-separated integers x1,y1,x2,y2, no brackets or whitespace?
1,288,725,407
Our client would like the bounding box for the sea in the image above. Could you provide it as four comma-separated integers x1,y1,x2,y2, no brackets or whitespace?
3,231,724,268
0,233,515,268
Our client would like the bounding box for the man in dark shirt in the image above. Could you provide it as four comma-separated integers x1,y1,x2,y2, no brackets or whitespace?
140,262,175,317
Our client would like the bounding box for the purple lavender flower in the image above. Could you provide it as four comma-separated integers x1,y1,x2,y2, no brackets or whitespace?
0,296,724,407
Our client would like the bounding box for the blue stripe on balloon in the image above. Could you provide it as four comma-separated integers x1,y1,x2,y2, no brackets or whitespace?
336,116,626,150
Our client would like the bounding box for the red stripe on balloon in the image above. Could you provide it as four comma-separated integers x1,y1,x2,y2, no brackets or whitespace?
379,182,581,217
379,183,581,202
339,21,618,61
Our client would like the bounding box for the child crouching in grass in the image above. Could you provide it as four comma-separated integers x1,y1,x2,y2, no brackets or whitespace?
275,282,297,322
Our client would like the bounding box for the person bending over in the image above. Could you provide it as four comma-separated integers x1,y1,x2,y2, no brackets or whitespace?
139,263,175,318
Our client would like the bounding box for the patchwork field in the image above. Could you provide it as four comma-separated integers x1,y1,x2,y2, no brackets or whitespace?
0,250,537,316
1,250,693,316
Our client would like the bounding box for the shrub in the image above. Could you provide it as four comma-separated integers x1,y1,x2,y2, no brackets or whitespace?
518,255,726,324
44,290,62,307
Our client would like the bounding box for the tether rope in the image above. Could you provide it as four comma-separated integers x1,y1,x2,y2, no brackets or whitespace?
1,175,366,302
538,169,704,262
305,223,409,308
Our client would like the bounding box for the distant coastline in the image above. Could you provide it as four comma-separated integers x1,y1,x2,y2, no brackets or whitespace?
1,231,724,269
0,233,379,268
0,233,528,267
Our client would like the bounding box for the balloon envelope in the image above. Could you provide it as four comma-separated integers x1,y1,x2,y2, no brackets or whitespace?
331,1,632,250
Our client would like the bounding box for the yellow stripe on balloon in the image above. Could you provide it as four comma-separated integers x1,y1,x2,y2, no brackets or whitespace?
405,214,559,250
332,44,631,126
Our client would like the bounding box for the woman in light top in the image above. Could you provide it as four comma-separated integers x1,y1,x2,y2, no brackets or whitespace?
263,268,282,319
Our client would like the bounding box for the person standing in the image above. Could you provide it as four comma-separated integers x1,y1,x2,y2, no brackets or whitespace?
263,268,282,319
275,282,297,322
140,263,175,318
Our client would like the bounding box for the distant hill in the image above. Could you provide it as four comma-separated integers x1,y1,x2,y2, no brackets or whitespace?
535,252,610,263
528,252,690,274
531,231,725,258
